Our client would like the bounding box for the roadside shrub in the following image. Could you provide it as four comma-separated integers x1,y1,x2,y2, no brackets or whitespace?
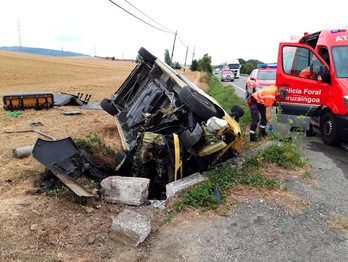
245,142,306,169
74,133,116,165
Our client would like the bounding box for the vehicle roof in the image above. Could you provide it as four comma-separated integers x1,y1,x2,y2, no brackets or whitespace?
295,29,348,48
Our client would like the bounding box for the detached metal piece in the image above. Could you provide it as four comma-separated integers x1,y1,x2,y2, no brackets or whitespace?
32,137,95,197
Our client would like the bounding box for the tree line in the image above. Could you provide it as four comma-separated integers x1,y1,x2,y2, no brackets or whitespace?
164,49,266,75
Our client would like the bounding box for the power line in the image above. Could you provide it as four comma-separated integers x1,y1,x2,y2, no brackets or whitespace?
108,0,173,34
123,0,174,34
108,0,195,63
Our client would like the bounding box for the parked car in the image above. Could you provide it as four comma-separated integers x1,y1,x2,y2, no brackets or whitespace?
101,47,244,199
220,69,235,82
245,63,277,97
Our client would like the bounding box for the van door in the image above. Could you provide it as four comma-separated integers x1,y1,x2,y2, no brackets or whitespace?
276,43,330,117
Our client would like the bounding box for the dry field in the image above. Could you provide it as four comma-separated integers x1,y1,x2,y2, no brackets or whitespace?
0,50,211,261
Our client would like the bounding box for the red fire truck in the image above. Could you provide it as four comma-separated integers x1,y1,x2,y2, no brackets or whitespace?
276,29,348,145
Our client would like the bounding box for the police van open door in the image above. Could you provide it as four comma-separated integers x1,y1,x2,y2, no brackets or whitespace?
276,43,348,145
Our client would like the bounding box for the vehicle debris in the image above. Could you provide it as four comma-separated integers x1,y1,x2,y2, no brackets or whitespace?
32,137,116,197
3,92,54,111
54,92,91,106
4,129,57,158
100,47,245,199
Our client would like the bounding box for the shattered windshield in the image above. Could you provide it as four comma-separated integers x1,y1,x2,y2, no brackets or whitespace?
332,46,348,78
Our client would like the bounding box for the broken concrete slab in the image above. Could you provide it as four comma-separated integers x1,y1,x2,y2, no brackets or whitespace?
100,176,150,206
110,209,151,247
166,172,209,199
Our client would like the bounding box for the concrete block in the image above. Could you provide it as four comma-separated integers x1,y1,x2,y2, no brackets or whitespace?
101,176,150,206
166,172,208,198
111,209,151,247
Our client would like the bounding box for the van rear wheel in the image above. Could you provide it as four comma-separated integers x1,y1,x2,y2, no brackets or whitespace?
320,111,341,146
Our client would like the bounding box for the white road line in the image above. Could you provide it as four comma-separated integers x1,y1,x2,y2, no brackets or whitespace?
232,83,245,93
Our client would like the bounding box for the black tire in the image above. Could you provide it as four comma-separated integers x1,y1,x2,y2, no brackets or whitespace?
138,47,156,66
320,111,341,145
231,104,244,118
100,98,118,116
178,86,223,121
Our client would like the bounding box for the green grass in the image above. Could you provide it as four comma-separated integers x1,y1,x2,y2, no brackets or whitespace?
245,142,306,169
208,75,251,128
74,132,115,160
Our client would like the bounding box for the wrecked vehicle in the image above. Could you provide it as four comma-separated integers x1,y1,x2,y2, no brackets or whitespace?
101,47,244,199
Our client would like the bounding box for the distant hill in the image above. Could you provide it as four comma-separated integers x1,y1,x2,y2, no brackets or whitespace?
0,46,90,57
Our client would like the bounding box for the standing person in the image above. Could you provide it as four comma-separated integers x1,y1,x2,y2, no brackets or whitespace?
247,85,288,142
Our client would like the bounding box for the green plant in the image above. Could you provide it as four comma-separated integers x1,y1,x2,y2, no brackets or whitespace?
173,162,280,212
74,133,115,164
235,171,280,190
198,53,213,73
245,141,305,169
260,143,306,169
174,181,219,212
160,210,174,226
302,170,314,179
47,184,71,197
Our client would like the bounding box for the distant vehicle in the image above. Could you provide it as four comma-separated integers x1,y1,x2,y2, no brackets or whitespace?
213,68,221,74
225,61,241,79
220,69,235,82
246,63,277,97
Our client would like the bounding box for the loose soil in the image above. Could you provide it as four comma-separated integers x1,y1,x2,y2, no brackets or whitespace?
0,51,306,262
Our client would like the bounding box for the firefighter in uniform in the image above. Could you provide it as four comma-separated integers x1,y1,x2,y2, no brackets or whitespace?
247,85,288,142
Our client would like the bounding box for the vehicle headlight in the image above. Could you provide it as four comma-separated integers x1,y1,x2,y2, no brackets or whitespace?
343,95,348,110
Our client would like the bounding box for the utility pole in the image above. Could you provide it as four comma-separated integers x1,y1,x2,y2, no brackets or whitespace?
183,46,188,72
17,19,22,52
170,31,177,65
192,45,195,63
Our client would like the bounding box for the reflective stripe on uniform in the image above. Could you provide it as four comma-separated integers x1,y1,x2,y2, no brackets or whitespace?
251,85,277,107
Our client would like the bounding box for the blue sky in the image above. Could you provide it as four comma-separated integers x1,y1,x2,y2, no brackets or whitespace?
1,0,347,65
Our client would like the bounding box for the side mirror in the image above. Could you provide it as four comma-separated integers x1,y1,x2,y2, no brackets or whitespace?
319,65,330,83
